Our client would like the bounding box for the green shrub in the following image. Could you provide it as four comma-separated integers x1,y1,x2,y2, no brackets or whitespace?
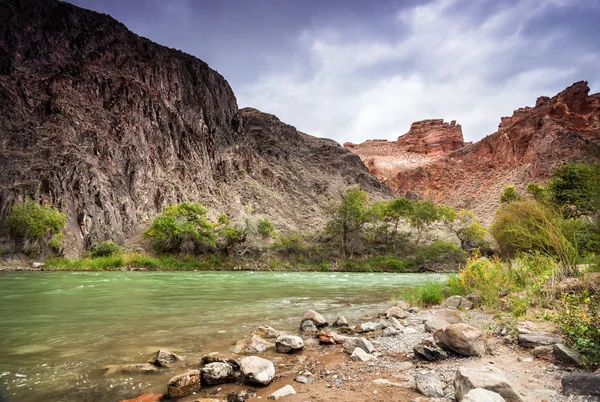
500,185,521,203
257,218,275,239
90,240,121,258
272,233,307,257
5,199,66,256
415,240,467,265
556,291,600,368
404,280,446,306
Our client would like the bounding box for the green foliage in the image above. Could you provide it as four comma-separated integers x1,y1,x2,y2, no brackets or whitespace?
5,199,67,256
448,209,488,251
556,291,600,368
414,240,467,266
257,218,276,239
547,162,600,216
404,280,447,306
326,187,370,257
407,199,440,244
500,185,522,204
144,202,216,254
46,253,225,271
526,182,549,202
90,240,122,258
491,199,578,276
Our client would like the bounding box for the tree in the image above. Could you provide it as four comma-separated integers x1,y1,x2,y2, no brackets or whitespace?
407,200,440,245
451,210,488,251
5,199,66,257
547,163,600,217
326,187,370,257
500,185,521,204
526,182,549,203
369,198,414,250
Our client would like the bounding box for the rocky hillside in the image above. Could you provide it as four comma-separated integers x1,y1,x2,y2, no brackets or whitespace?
346,82,600,223
0,0,391,256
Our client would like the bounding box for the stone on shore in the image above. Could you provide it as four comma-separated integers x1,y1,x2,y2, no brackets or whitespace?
434,323,485,357
201,352,240,370
380,317,403,330
268,385,296,400
552,343,581,366
275,335,304,353
351,347,377,362
443,295,474,309
424,318,450,333
332,315,348,327
413,339,449,361
561,373,600,396
393,300,411,310
531,346,553,358
227,389,256,402
454,367,522,402
150,349,182,367
166,370,202,398
386,306,408,319
234,334,274,354
355,322,381,333
239,356,275,386
463,388,506,402
383,327,399,337
433,308,463,324
201,362,235,385
300,320,318,335
302,310,328,327
343,337,374,354
252,326,281,339
415,373,444,397
517,333,562,348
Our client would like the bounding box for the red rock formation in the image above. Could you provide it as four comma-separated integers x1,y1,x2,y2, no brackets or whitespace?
359,81,600,223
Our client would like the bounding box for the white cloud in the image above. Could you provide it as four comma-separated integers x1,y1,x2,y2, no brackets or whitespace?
236,0,596,144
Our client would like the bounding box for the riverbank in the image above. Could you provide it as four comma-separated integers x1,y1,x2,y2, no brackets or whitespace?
121,299,599,402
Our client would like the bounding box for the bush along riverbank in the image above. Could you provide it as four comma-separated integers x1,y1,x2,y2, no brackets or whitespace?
118,294,599,402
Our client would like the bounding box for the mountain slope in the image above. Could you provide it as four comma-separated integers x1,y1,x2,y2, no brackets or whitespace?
0,0,391,256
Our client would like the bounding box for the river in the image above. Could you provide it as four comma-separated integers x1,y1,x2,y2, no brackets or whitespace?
0,271,445,401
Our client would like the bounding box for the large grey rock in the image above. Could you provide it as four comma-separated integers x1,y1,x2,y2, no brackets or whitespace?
201,362,235,385
380,317,403,330
354,321,382,333
433,308,463,324
383,327,399,337
302,310,328,327
332,315,348,327
201,352,240,370
531,346,553,358
343,337,374,354
166,370,202,398
268,384,296,399
413,339,449,361
424,318,450,333
561,373,600,396
434,323,485,357
552,343,581,366
233,334,274,354
518,333,562,348
414,373,444,397
300,319,318,335
443,295,474,309
239,356,275,385
150,349,182,366
454,367,522,402
275,335,304,354
351,347,377,362
386,306,408,319
463,388,506,402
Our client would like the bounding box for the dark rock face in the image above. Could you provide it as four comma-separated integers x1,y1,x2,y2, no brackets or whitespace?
0,0,391,255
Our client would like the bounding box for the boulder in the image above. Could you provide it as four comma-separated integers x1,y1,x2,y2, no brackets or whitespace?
150,349,182,367
433,308,463,324
434,323,485,357
317,331,336,345
343,337,374,354
394,300,411,310
302,310,328,327
561,373,600,396
252,326,281,339
386,306,408,319
354,322,382,333
300,320,318,335
413,339,448,361
424,318,449,333
332,315,348,327
234,334,274,354
166,370,202,398
414,373,444,397
275,335,304,353
454,367,522,402
518,333,562,348
463,388,506,402
201,352,240,370
380,317,403,330
383,327,399,337
239,356,275,386
351,347,378,362
201,362,235,385
268,385,296,400
552,343,581,366
443,295,474,309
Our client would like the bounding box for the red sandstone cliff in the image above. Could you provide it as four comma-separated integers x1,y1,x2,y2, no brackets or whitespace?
346,82,600,223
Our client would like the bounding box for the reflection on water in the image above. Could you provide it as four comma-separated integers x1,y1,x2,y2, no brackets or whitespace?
0,271,445,401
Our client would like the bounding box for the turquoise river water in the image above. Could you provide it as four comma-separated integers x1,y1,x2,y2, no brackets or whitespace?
0,271,445,401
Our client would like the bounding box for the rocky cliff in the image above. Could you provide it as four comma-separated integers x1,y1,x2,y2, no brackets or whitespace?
348,82,600,223
0,0,391,256
344,119,468,182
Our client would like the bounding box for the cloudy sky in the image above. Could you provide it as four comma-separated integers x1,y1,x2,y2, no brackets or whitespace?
68,0,600,144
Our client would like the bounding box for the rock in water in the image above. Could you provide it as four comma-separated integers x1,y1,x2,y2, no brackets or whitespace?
233,334,274,354
343,337,374,354
463,388,506,402
561,373,600,397
150,349,181,366
201,362,235,385
300,320,318,335
239,356,275,385
302,310,328,327
275,335,304,353
351,347,377,362
454,367,522,402
434,323,485,357
119,363,159,374
332,315,348,327
252,326,281,339
268,385,296,400
166,370,202,398
414,373,444,397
